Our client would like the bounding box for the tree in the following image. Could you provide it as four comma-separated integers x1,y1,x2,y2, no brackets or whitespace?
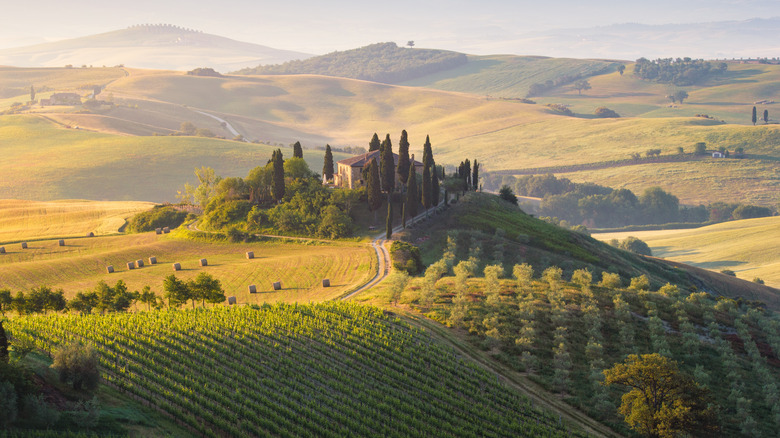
574,79,591,95
380,134,395,193
694,142,707,155
0,320,8,363
617,64,626,75
386,194,393,239
431,161,440,207
138,286,158,311
366,159,382,220
752,106,757,125
283,157,312,180
498,185,518,205
189,273,225,307
472,159,479,191
163,275,190,308
30,85,35,102
406,161,418,218
421,161,431,213
673,90,688,104
271,149,285,203
763,109,769,124
0,289,11,315
387,271,409,303
406,41,415,48
322,144,334,182
396,130,411,188
422,135,433,169
292,141,303,159
180,121,196,135
603,354,719,438
51,343,100,390
368,133,381,152
194,166,222,208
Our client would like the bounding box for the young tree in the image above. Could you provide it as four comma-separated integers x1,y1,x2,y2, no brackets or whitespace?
163,275,190,308
189,273,225,307
138,286,158,311
380,134,395,192
322,144,334,182
483,264,504,306
292,141,303,159
574,79,591,95
752,106,757,125
194,166,221,208
498,185,518,205
396,130,411,188
366,159,382,221
386,271,409,304
406,160,418,218
271,149,285,203
617,64,626,75
368,133,381,152
51,343,100,391
673,90,688,104
764,109,769,124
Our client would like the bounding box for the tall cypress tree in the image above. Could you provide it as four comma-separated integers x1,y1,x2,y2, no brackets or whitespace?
272,149,285,203
367,159,382,219
764,109,769,124
0,320,8,363
397,130,411,188
386,194,393,239
293,141,303,159
323,144,334,182
431,161,440,207
30,85,35,103
369,133,381,152
422,161,431,213
464,159,471,191
472,159,479,191
406,159,418,218
752,106,757,126
422,135,433,168
380,134,395,193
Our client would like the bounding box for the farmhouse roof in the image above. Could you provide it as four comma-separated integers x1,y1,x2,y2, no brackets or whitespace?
337,150,423,168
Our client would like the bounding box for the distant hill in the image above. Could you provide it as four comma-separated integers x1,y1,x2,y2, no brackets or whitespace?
234,42,468,83
0,24,312,72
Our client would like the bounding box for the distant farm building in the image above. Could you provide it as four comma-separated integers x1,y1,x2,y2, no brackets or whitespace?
712,151,725,158
40,93,82,106
335,151,424,189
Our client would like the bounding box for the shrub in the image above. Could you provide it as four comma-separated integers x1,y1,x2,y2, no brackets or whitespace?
51,343,100,391
594,107,620,118
545,104,574,116
753,278,765,285
720,270,736,277
127,205,187,233
600,272,622,288
390,241,423,275
317,205,353,238
732,205,773,220
617,236,653,256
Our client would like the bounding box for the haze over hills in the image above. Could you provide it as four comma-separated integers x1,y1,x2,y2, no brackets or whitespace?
0,24,313,72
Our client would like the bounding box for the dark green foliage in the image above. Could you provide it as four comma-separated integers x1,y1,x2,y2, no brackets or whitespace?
189,273,225,306
498,185,518,205
380,134,395,192
10,287,66,316
91,280,137,313
752,106,757,125
617,65,625,75
386,195,393,239
163,275,190,308
720,270,736,277
272,149,285,203
202,200,253,229
431,163,440,206
763,109,769,124
317,205,353,238
29,86,35,102
323,144,334,181
731,204,773,219
633,57,727,85
573,79,591,94
406,162,419,218
694,142,707,155
0,289,11,315
390,241,423,274
52,343,99,391
0,320,8,363
235,42,468,83
594,107,620,118
366,158,382,213
422,162,432,211
546,103,574,116
292,141,303,159
472,160,479,191
186,67,223,77
422,135,433,168
127,205,187,233
396,130,410,185
368,133,380,152
611,236,653,256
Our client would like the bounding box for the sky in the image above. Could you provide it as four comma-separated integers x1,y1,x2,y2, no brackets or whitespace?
1,0,779,54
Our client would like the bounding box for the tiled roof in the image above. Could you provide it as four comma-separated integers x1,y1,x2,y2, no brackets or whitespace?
337,150,424,168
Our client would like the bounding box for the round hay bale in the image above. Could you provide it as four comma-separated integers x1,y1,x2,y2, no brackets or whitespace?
21,242,27,249
127,261,135,270
172,262,181,271
148,256,157,265
106,265,114,273
163,227,170,234
0,247,5,254
199,258,208,267
273,281,282,291
135,259,144,268
155,228,162,235
228,296,237,305
87,232,95,237
248,285,257,294
246,251,255,259
322,279,331,287
58,239,65,246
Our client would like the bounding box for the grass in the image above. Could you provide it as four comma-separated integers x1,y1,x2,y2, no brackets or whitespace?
0,66,126,100
0,199,153,243
592,216,780,288
0,230,374,303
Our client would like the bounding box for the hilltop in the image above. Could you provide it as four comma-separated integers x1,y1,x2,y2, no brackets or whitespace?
0,24,312,71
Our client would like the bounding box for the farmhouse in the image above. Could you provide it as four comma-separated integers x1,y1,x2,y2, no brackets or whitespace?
712,151,725,158
40,93,82,106
335,151,424,189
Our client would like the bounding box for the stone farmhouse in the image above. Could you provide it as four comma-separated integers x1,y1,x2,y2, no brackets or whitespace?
335,150,424,189
40,93,82,106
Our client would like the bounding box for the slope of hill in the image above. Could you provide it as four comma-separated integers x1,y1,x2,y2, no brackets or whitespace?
234,42,468,83
0,24,312,72
6,303,587,437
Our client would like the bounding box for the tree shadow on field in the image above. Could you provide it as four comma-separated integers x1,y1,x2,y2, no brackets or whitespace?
689,260,747,269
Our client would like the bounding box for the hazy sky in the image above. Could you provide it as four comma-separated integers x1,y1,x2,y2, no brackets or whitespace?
1,0,778,54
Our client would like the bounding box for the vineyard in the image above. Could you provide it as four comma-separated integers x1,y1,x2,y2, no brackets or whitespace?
6,303,586,437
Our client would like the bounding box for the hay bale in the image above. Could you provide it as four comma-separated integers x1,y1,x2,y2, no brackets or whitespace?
21,242,27,249
0,247,5,254
58,239,65,246
148,256,157,265
228,296,237,305
127,261,135,270
106,265,114,273
273,281,282,291
135,259,144,268
163,227,170,234
172,262,181,271
246,251,254,259
248,285,257,294
322,279,331,287
199,258,208,267
155,228,162,235
87,232,95,237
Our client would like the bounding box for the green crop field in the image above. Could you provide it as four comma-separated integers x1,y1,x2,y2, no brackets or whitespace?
0,231,374,303
0,199,153,243
6,303,586,437
592,216,780,288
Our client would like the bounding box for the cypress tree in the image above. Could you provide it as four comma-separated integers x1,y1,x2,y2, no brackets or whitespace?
30,85,35,103
406,158,418,218
271,149,285,203
367,159,382,218
472,159,479,191
422,135,433,168
432,162,440,206
369,133,381,152
397,130,411,188
764,109,769,124
386,194,393,239
464,159,471,192
0,320,8,363
380,134,395,193
752,106,757,126
402,201,407,228
293,141,303,159
422,161,432,213
323,144,334,182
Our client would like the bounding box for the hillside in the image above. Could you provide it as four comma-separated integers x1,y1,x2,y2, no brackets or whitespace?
0,24,312,72
234,42,468,83
5,303,587,437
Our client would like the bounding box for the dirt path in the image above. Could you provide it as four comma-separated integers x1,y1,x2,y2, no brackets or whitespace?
192,109,245,141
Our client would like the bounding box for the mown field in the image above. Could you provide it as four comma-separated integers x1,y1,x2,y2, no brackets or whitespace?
0,199,153,242
593,216,780,288
0,231,374,303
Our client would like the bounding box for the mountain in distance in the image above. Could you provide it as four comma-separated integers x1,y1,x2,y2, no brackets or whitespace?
0,24,313,72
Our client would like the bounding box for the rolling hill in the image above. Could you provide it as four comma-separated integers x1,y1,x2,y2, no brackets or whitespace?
0,24,312,72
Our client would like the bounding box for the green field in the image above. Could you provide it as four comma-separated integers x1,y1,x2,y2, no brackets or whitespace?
593,216,780,288
6,303,586,437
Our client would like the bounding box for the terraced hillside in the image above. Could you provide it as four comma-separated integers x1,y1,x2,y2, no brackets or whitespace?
6,303,587,437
